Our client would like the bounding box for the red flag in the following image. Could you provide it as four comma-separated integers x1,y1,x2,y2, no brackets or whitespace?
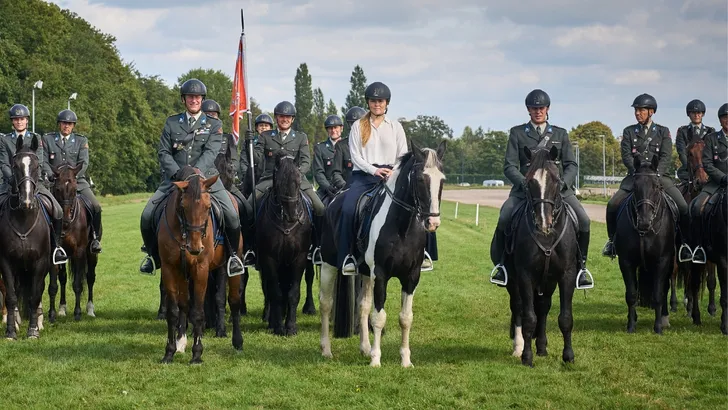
229,34,248,145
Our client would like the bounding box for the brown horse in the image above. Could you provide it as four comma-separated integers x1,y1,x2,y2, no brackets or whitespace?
159,167,243,364
678,140,718,324
47,164,99,322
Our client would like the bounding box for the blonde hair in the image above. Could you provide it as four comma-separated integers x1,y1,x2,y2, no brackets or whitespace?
360,112,372,147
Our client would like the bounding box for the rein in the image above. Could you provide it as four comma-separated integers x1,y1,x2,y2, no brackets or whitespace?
629,172,667,237
381,161,440,235
268,156,306,235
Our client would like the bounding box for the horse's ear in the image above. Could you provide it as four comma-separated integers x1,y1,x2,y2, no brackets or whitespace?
436,140,447,160
549,145,558,161
523,146,532,160
72,162,83,176
410,138,420,153
15,135,24,152
172,181,189,191
225,144,232,162
30,135,39,152
204,174,219,189
650,153,659,172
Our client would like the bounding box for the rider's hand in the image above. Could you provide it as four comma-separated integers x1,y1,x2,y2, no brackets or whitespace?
373,168,391,180
245,130,255,141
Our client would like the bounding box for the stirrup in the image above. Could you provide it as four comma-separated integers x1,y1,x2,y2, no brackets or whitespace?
691,246,707,264
311,246,323,266
342,254,357,276
421,250,434,272
52,247,68,265
602,241,616,258
227,255,244,277
576,268,594,290
139,255,156,275
489,264,507,286
242,249,256,267
678,243,693,263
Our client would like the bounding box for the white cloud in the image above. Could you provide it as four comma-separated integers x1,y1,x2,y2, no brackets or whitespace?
612,70,662,86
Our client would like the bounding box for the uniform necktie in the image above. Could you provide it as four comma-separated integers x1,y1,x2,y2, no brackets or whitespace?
536,126,542,136
281,132,287,141
188,116,195,127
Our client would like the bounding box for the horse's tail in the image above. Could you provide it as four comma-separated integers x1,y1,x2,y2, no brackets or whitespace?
333,272,355,338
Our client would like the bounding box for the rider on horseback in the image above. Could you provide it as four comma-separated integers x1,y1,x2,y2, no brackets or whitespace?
0,104,67,265
330,107,366,192
314,115,345,202
676,100,715,184
139,79,244,276
602,94,692,262
338,81,409,274
689,103,728,262
490,89,593,289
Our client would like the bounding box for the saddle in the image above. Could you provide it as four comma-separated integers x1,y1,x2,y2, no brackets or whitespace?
504,199,578,256
697,189,726,252
152,189,224,244
355,182,386,255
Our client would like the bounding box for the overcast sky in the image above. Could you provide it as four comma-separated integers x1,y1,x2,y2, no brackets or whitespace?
50,0,727,139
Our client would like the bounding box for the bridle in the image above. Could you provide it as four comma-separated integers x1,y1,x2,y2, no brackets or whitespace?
268,155,306,234
382,161,441,224
9,151,40,210
630,171,665,236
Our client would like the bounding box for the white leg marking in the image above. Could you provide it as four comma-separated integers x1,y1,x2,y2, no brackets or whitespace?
176,333,187,353
319,263,337,358
58,304,67,317
1,313,6,325
512,325,524,358
400,291,415,368
37,304,44,331
86,301,95,317
359,276,374,357
370,306,386,368
661,315,671,328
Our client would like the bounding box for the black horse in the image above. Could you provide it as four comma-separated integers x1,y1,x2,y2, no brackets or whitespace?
319,140,446,367
0,135,52,339
615,154,675,334
506,146,578,367
698,189,727,334
256,152,312,336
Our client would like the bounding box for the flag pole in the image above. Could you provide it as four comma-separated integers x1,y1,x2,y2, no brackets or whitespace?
241,8,256,223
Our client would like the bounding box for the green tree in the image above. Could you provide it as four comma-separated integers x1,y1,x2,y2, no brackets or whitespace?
568,121,625,184
400,115,453,149
341,65,367,136
312,87,326,142
293,63,314,145
326,99,338,117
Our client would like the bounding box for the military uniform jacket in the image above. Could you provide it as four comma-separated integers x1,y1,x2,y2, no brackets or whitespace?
220,133,240,164
0,130,45,186
239,135,261,185
41,132,91,190
254,129,313,190
702,129,728,195
313,138,337,189
331,136,353,189
158,112,222,191
503,123,577,199
619,122,674,191
676,123,715,180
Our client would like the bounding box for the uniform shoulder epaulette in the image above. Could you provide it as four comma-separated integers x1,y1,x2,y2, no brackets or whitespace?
550,124,566,132
43,132,55,137
75,133,87,139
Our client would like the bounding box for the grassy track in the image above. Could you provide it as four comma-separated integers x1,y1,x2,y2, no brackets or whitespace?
0,197,725,409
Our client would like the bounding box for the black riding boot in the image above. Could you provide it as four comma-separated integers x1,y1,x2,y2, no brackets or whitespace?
139,226,157,274
691,207,707,263
489,228,507,286
602,206,618,257
52,217,68,265
577,231,594,289
90,210,102,254
309,215,323,265
677,214,693,262
225,226,244,276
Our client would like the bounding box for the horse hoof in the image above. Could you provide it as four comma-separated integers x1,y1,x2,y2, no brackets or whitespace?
562,349,575,363
189,358,203,365
322,349,333,359
74,314,81,321
708,306,717,317
58,305,66,317
286,327,298,336
27,328,39,339
232,338,243,351
537,349,548,357
670,305,677,313
86,302,96,317
661,316,671,328
49,312,56,324
302,304,316,315
273,327,285,336
156,312,166,321
160,356,174,364
215,329,227,338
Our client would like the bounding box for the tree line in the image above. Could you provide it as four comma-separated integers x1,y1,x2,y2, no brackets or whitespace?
0,1,677,196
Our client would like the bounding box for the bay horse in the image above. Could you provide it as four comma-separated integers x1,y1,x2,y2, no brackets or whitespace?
47,164,98,322
699,188,727,334
159,167,243,364
615,154,675,334
506,146,578,367
678,140,717,324
256,152,312,336
319,140,446,367
0,135,51,339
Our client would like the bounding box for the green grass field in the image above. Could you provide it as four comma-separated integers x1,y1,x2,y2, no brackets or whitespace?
0,196,725,409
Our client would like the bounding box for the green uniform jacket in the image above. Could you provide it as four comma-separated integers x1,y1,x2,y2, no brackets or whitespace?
702,130,728,195
503,123,577,199
0,130,45,187
675,123,715,181
239,135,261,186
619,122,674,191
313,138,337,190
158,112,222,191
331,136,353,190
41,132,91,190
254,129,313,190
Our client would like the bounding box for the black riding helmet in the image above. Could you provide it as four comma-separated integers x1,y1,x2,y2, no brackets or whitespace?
57,109,78,123
685,99,706,115
255,113,274,126
180,79,207,100
364,82,391,103
9,104,30,119
345,106,366,124
273,101,296,116
525,89,550,108
719,103,728,118
324,115,343,128
201,99,221,114
631,93,658,113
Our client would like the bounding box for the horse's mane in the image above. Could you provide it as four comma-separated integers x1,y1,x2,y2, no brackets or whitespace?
274,151,299,182
525,148,558,180
177,166,203,201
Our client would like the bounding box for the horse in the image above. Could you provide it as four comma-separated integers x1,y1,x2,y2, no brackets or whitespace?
256,152,312,336
158,166,243,364
319,140,446,367
46,164,98,322
700,188,727,334
615,154,675,334
678,140,718,323
505,146,579,367
0,135,52,339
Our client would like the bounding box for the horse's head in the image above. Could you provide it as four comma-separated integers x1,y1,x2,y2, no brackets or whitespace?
214,144,235,191
12,135,40,209
633,154,662,233
52,163,82,220
273,151,301,223
172,168,218,256
687,140,708,187
524,145,561,234
410,140,447,232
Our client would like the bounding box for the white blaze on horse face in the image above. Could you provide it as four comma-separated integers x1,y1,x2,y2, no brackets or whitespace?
533,169,549,232
423,149,444,231
20,156,32,206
